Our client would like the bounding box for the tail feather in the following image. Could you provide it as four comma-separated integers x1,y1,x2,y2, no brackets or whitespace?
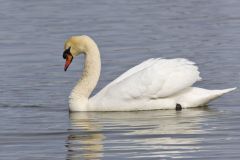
201,87,237,106
215,87,237,95
177,87,237,108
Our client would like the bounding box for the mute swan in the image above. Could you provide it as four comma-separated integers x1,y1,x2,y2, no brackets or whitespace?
63,35,236,112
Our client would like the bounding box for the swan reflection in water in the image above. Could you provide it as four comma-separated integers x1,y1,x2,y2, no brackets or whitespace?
66,107,215,159
66,112,105,160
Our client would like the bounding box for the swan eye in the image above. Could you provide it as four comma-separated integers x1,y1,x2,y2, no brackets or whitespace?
63,47,71,59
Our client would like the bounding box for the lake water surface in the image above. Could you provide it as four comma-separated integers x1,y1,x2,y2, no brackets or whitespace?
1,0,240,159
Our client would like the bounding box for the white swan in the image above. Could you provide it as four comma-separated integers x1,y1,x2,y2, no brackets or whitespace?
63,35,236,112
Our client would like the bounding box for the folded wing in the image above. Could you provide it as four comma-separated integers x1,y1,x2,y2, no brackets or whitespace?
94,58,201,101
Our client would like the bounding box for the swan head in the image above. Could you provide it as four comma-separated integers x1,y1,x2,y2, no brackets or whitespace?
63,35,95,71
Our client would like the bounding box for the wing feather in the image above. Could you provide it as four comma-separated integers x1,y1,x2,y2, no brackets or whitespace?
94,58,201,101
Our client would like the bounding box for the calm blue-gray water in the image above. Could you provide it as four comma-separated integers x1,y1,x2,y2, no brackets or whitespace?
1,0,240,159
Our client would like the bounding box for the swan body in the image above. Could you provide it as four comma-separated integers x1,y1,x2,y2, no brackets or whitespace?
63,35,236,112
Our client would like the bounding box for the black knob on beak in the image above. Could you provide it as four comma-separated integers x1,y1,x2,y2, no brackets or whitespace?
63,47,71,59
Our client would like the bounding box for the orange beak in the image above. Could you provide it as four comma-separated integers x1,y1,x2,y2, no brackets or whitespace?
64,54,73,71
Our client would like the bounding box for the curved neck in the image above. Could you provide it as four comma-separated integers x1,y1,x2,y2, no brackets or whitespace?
70,43,101,101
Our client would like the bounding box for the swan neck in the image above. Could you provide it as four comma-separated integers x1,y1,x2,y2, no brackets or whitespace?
70,44,101,102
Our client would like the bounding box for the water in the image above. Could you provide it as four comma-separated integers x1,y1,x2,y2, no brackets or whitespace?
0,0,240,159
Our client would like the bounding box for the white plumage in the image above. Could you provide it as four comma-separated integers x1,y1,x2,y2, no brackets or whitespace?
90,58,234,111
63,35,236,111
